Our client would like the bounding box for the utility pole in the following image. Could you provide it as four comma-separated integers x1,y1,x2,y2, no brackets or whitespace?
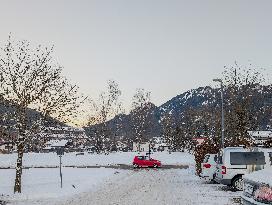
147,140,152,160
56,147,64,188
59,155,63,188
213,79,225,148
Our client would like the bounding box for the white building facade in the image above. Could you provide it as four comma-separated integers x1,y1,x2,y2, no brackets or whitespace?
248,131,272,145
133,142,150,152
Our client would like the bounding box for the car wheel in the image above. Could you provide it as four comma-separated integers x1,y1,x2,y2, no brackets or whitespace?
212,173,216,180
232,176,243,191
133,164,139,169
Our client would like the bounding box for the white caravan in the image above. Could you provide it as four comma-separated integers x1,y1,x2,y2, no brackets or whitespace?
215,147,272,191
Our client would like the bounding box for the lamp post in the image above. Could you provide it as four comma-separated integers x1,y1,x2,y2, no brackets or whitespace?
56,147,64,188
213,79,225,148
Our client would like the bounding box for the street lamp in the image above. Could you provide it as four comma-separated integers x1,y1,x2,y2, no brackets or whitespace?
213,78,225,148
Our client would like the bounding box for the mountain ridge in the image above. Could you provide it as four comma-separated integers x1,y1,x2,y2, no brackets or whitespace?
84,84,272,144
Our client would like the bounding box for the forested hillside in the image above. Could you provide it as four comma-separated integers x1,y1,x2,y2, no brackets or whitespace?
85,83,272,150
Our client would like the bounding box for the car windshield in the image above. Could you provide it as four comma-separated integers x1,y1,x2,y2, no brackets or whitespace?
214,155,218,163
203,155,210,163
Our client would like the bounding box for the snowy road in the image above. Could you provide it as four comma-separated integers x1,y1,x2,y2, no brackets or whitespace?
58,168,241,205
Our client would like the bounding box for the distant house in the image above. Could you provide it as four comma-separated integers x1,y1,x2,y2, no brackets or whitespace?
0,141,17,153
192,137,207,146
152,143,169,152
43,139,69,152
248,131,272,146
116,141,130,152
133,142,150,152
40,126,88,152
40,126,88,140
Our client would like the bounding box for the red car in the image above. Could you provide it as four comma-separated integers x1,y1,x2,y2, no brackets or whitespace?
133,156,162,168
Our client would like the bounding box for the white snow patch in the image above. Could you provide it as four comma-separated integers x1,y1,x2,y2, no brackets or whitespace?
56,168,240,205
0,152,194,168
0,168,126,204
244,167,272,186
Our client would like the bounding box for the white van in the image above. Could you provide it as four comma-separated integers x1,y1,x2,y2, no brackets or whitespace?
200,154,218,181
215,147,271,191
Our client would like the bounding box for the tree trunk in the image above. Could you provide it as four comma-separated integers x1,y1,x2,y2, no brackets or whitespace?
14,108,26,194
14,140,24,193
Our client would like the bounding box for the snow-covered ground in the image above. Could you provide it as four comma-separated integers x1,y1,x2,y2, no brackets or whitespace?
244,166,272,186
0,168,127,205
0,152,241,205
0,151,195,168
55,168,241,205
0,167,241,205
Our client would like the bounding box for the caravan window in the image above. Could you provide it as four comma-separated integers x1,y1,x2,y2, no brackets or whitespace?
230,152,265,165
269,152,272,166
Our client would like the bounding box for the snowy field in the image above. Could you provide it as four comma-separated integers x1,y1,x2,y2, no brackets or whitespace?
0,152,241,205
0,168,241,205
0,151,195,168
0,168,127,205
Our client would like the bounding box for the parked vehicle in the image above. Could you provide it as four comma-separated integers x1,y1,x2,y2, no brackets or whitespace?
133,155,161,168
215,147,271,191
215,147,268,191
242,167,272,205
200,154,218,181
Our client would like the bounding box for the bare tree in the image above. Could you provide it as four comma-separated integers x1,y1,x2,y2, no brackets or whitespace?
131,88,151,109
223,63,266,147
130,88,154,145
0,36,84,193
188,64,267,150
160,111,176,149
111,102,125,151
86,80,122,152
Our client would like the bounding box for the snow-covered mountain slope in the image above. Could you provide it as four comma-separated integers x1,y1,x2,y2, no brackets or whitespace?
85,85,272,140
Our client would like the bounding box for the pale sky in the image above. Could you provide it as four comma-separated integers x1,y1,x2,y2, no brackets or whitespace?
0,0,272,110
